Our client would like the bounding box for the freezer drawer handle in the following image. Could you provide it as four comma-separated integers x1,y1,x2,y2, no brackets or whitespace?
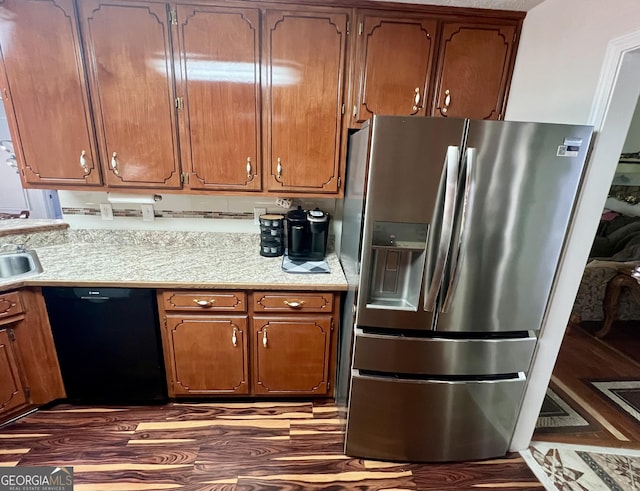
424,146,459,312
442,147,476,313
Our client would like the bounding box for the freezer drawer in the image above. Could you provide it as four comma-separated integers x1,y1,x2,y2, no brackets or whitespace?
345,370,526,462
353,328,536,375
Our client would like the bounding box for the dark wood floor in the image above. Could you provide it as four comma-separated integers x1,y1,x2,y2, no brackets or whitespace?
9,325,636,489
533,322,640,448
0,401,544,490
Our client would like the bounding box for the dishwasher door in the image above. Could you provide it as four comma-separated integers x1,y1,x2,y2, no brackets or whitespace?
44,287,167,404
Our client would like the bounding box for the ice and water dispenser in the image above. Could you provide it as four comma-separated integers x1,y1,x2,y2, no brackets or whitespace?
366,221,429,311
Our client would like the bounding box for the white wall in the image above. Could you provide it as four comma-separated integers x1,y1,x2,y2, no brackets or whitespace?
623,98,640,153
506,0,640,451
506,0,640,124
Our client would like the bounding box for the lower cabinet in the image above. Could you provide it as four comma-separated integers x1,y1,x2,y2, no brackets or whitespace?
159,289,339,398
0,328,28,415
164,315,249,396
0,288,65,422
252,316,333,395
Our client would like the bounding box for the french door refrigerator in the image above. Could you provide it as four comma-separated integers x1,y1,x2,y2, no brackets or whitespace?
338,115,593,462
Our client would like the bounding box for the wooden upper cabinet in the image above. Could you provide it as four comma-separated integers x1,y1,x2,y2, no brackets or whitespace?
0,0,101,187
431,21,517,120
264,8,348,194
78,0,181,189
176,4,261,192
352,13,438,126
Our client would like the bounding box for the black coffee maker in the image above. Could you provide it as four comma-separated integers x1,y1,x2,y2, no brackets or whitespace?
286,206,330,261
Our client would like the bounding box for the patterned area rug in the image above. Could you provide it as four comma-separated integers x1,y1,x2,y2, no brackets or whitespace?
589,379,640,423
522,442,640,490
535,384,602,434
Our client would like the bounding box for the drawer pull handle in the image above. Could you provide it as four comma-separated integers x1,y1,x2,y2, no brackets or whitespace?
284,300,305,309
246,157,252,180
193,298,215,307
263,328,268,348
276,157,282,180
232,327,238,347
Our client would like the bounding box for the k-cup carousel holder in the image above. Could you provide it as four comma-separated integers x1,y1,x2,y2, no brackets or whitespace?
259,214,285,257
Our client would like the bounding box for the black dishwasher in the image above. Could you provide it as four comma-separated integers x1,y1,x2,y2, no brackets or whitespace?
43,287,167,404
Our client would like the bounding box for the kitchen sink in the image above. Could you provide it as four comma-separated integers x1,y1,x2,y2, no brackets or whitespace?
0,250,43,280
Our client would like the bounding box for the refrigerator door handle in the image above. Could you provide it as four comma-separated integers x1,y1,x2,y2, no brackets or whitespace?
424,146,459,312
442,147,476,313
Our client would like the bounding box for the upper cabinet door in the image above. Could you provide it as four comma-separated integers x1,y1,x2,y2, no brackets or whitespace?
352,13,438,126
264,9,348,194
0,0,101,187
431,22,517,120
79,0,181,188
176,4,261,192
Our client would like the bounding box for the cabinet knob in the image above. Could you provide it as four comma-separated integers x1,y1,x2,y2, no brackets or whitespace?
80,150,89,174
411,87,422,112
193,298,215,307
111,152,120,176
232,326,238,347
276,157,282,181
442,89,451,114
283,300,305,309
262,328,268,348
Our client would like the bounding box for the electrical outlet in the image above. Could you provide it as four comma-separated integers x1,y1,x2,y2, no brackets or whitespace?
254,207,267,225
141,204,155,221
99,203,113,221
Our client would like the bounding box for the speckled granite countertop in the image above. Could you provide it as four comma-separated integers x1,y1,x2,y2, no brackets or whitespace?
0,228,347,292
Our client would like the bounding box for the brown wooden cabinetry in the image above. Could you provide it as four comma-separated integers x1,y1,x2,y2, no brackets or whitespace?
0,328,28,416
351,12,438,126
264,8,348,194
0,0,102,187
0,289,65,422
176,4,262,192
159,289,339,397
160,290,249,396
252,316,333,395
431,21,518,120
78,0,182,189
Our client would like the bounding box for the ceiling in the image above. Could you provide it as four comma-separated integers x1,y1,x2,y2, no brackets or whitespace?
379,0,547,11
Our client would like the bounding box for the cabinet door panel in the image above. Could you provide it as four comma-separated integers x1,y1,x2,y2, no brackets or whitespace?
252,316,332,395
432,22,516,120
0,0,101,186
265,10,347,193
166,315,249,395
80,0,181,188
177,5,261,191
0,329,27,414
354,14,437,124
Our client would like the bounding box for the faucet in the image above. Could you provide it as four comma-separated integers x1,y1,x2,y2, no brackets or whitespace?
0,243,26,253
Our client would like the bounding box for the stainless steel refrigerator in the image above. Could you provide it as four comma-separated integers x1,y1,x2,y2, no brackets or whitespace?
338,115,593,462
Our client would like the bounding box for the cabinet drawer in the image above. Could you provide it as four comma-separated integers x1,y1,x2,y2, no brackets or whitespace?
0,292,24,320
162,291,246,312
253,292,334,313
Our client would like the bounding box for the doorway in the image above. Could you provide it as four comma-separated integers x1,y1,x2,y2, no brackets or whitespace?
512,30,640,451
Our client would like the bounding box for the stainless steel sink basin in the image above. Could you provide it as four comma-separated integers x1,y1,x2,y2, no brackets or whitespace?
0,251,43,280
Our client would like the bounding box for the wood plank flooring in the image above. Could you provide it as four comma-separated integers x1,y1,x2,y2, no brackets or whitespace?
533,324,640,448
1,401,543,490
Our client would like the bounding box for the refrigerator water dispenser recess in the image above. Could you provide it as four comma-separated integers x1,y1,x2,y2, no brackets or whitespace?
366,221,428,311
